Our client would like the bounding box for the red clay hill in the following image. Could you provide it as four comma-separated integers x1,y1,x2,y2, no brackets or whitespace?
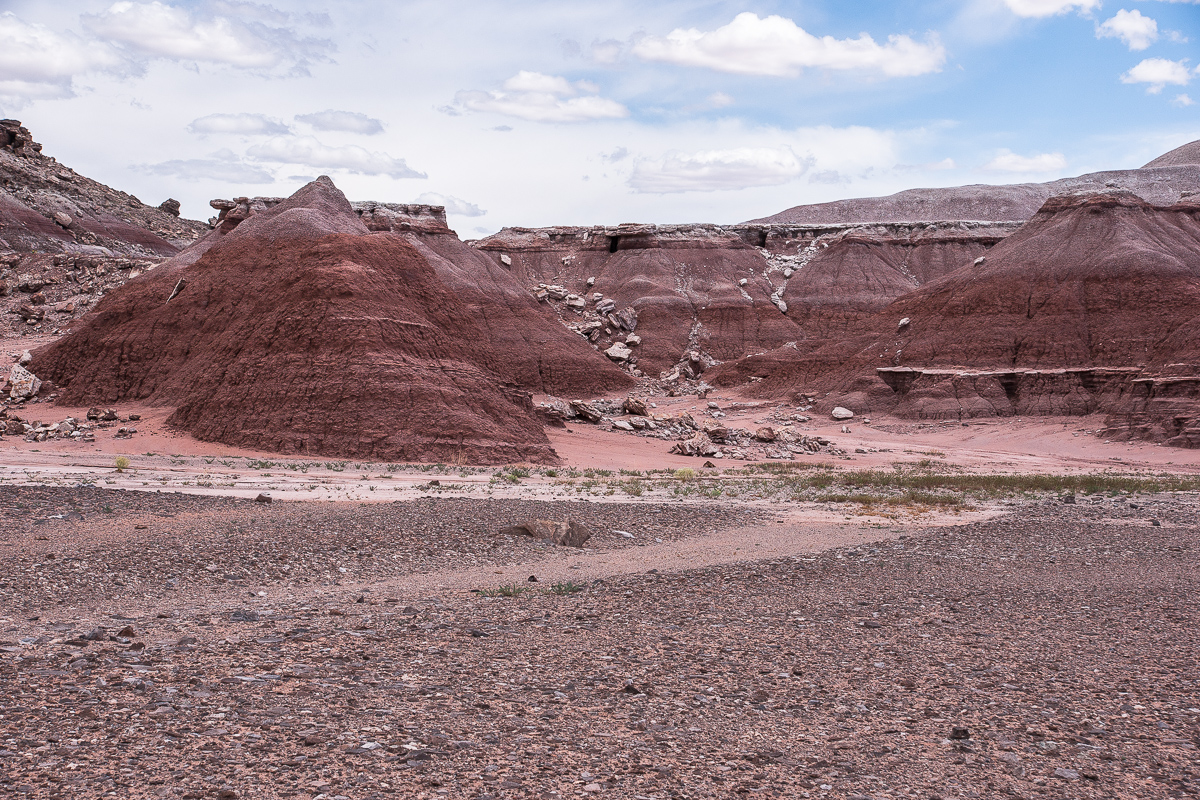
715,191,1200,445
31,177,627,464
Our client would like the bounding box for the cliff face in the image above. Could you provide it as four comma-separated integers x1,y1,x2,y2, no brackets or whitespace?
472,220,1019,379
0,120,207,255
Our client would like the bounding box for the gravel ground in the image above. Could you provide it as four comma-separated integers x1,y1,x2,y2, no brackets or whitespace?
0,489,1197,799
0,489,754,613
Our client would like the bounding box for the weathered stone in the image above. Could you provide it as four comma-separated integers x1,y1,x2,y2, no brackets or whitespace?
569,400,603,423
604,342,632,361
831,406,855,420
8,364,40,399
500,519,592,548
623,397,649,416
670,431,717,457
755,426,776,442
158,198,181,217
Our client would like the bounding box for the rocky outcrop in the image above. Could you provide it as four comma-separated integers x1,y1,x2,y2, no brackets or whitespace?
1,120,206,255
32,177,574,464
1,120,208,334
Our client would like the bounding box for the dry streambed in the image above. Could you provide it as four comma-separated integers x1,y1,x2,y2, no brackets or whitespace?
0,490,1197,799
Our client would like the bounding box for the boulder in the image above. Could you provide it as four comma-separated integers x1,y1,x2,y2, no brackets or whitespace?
832,407,855,420
604,342,633,361
8,364,41,399
500,519,592,548
623,397,649,416
158,199,182,218
569,400,603,423
670,431,717,457
754,426,776,442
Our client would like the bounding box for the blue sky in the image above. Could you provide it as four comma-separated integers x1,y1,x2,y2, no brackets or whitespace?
1,1,1198,231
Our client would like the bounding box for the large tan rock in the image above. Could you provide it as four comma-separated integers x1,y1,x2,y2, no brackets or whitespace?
500,519,592,548
8,363,40,399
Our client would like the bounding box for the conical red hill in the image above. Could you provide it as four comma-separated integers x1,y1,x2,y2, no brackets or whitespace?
871,191,1200,370
722,191,1200,434
32,178,562,464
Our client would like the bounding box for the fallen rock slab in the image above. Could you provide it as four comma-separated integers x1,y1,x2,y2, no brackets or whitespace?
499,519,592,548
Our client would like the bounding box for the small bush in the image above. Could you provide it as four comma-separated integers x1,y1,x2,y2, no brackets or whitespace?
479,584,527,598
114,456,131,473
673,468,696,481
548,581,584,595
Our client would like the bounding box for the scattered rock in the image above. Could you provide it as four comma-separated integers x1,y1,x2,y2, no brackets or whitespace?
831,407,855,420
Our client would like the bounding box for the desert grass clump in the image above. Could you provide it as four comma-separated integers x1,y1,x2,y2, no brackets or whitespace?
478,584,528,598
673,467,696,481
114,456,131,473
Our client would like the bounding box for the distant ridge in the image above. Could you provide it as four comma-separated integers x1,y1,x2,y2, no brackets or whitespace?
1143,139,1200,169
747,139,1200,226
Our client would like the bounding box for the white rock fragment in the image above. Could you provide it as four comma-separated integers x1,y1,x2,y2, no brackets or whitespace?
831,406,855,420
604,342,633,361
8,363,41,399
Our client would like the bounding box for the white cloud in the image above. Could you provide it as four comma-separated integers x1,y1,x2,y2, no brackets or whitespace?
983,149,1068,172
1096,10,1158,50
1120,58,1194,93
1173,93,1195,106
82,1,332,71
415,192,486,217
246,135,426,179
0,12,125,101
589,40,624,64
187,113,290,135
631,12,945,78
1003,0,1101,17
452,71,629,123
137,150,277,183
295,110,385,135
705,92,734,108
630,147,813,193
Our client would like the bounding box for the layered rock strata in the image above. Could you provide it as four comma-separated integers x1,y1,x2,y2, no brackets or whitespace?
32,178,611,464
